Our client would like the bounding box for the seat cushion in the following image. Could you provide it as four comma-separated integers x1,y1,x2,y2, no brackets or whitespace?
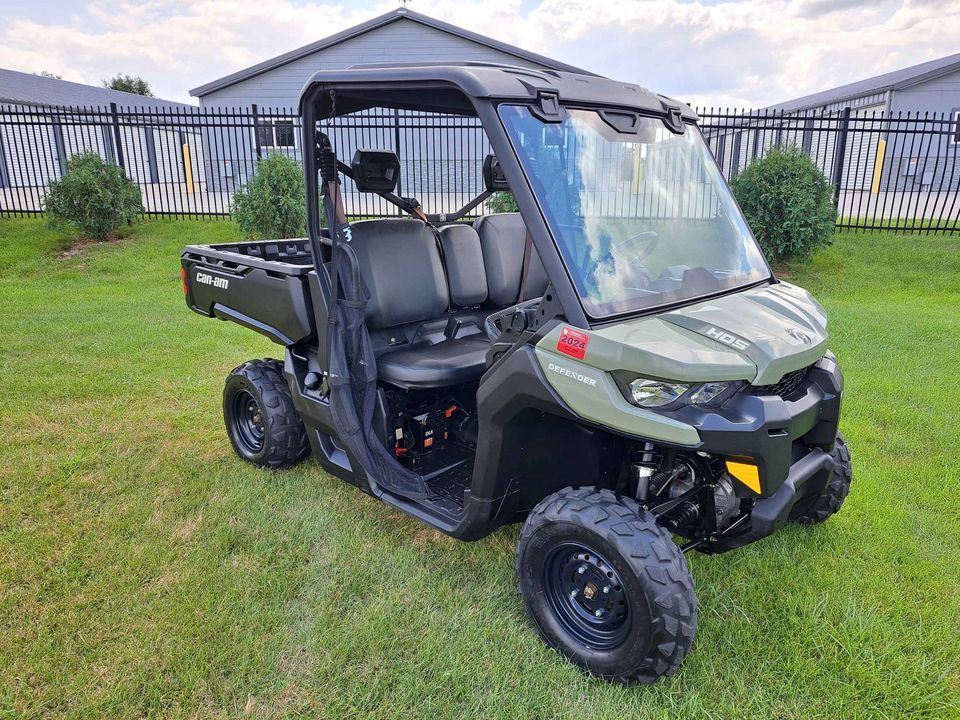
474,213,549,306
438,224,487,307
349,218,449,328
377,335,490,389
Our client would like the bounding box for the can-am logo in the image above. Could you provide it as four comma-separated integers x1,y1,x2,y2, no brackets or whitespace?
547,362,598,387
704,326,750,351
786,327,813,345
195,271,229,290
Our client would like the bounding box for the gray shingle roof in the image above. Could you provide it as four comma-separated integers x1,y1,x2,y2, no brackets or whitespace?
190,7,596,97
768,52,960,112
0,68,194,108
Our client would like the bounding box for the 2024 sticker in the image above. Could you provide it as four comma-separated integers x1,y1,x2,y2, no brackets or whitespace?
557,327,589,360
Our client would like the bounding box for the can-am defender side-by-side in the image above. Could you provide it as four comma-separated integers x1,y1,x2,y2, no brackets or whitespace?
181,64,852,684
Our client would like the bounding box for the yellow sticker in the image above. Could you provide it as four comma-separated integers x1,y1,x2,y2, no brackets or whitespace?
725,460,761,494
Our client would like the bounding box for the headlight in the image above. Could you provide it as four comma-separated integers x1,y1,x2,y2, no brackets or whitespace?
628,379,689,407
687,381,732,405
625,378,743,409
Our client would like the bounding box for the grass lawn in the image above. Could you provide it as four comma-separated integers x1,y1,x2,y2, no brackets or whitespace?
1,218,958,719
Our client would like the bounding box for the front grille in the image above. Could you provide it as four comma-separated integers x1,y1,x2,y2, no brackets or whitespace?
754,366,810,400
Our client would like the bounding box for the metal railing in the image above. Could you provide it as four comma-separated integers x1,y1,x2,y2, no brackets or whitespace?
1,102,958,232
698,107,960,233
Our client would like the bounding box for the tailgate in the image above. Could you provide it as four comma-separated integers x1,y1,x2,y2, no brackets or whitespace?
181,243,316,346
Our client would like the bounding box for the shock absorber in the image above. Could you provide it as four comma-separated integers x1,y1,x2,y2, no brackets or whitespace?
662,502,700,532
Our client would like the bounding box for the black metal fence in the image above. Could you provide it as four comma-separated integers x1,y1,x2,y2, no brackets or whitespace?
1,102,958,232
698,107,960,233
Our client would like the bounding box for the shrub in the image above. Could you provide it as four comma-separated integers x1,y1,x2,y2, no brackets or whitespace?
44,152,142,240
731,146,837,264
232,153,306,239
486,191,518,214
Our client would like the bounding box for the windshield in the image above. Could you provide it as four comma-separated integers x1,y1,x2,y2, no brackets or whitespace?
499,105,771,318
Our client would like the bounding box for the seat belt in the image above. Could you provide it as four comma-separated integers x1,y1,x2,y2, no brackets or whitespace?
408,201,454,317
518,231,533,303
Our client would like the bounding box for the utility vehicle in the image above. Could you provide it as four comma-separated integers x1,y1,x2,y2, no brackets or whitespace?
181,63,852,684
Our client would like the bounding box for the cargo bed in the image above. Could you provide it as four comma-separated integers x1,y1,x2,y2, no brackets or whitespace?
181,239,319,346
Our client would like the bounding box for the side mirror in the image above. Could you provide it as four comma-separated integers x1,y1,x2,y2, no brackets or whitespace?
351,149,400,193
483,154,509,192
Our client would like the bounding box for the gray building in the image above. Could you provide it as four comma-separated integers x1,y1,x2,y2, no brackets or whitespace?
767,53,960,199
702,54,960,222
769,52,960,117
190,7,591,107
188,7,592,207
0,68,198,192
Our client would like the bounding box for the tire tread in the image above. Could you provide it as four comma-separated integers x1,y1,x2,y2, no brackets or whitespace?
516,487,697,685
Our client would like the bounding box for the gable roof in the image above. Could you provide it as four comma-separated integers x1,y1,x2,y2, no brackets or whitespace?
769,52,960,112
0,68,193,108
190,7,596,98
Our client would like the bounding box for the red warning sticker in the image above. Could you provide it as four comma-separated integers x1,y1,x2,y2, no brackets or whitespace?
557,326,590,360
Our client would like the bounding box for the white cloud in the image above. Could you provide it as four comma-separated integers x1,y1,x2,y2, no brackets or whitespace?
0,0,957,107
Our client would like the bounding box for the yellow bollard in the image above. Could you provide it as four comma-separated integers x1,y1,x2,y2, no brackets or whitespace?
183,143,195,194
870,139,886,194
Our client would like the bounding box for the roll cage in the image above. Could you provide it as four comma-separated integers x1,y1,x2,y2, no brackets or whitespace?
297,62,702,331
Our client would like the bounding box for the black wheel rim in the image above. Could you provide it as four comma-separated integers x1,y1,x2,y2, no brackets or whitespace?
543,542,632,651
231,389,265,454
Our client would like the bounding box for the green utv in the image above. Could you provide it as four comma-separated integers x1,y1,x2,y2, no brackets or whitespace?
181,63,852,684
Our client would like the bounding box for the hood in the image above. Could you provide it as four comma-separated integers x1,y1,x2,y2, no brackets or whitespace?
566,282,829,385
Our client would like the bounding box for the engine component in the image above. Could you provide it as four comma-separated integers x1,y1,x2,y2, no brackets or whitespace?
662,501,699,532
713,475,740,529
394,403,458,460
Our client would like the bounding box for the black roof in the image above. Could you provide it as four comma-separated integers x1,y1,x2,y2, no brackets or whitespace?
191,8,596,98
299,62,697,121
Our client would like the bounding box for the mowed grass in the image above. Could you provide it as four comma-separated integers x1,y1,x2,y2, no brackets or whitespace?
1,218,958,719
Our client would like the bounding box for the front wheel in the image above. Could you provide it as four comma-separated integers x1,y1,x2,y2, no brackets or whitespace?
789,432,853,524
223,359,310,469
516,487,697,684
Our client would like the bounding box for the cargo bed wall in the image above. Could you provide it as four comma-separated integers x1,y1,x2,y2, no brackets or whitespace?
181,241,317,346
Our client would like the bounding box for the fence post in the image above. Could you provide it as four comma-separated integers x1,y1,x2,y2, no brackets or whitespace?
393,108,402,199
832,106,851,209
109,102,125,170
252,103,262,161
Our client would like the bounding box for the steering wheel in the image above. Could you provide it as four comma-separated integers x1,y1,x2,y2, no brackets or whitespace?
611,230,659,262
484,298,542,342
588,230,659,289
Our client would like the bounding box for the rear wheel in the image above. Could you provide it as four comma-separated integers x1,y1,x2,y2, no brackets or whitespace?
789,432,853,524
223,359,309,469
516,487,697,684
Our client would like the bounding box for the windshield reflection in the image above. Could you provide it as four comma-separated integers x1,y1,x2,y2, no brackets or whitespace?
499,105,771,317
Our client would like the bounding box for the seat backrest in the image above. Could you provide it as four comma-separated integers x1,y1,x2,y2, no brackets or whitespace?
474,213,549,306
348,219,448,329
438,224,487,308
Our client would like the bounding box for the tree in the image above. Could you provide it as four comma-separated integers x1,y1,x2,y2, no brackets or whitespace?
103,74,154,97
36,70,63,79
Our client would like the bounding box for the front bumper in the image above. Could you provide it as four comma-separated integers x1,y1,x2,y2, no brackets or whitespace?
661,353,844,551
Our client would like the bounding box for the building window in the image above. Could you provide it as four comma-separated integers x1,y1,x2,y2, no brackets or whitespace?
255,118,296,149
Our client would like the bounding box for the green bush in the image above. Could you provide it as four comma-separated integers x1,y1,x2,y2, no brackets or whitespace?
731,146,837,264
486,191,518,214
44,152,142,240
232,153,306,239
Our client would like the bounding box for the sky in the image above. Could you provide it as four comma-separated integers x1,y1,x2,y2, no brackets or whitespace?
0,0,958,108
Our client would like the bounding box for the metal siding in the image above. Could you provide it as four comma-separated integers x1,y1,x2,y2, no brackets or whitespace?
119,126,150,183
0,116,58,187
154,128,184,184
890,67,960,115
199,20,552,107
